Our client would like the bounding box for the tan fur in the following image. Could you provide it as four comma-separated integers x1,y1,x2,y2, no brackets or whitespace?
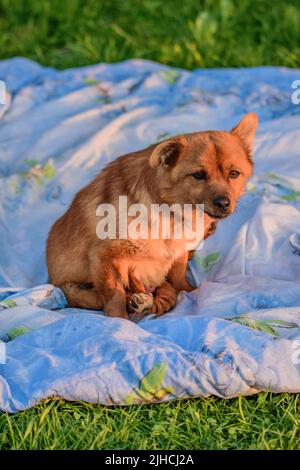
46,113,258,319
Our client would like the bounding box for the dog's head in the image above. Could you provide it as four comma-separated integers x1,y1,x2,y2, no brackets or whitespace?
149,113,258,220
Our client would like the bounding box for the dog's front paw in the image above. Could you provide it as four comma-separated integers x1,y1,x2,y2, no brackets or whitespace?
127,292,154,315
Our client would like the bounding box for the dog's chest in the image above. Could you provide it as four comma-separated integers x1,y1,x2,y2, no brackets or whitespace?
128,238,186,287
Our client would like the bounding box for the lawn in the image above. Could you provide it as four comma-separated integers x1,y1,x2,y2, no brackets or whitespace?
0,0,299,69
1,0,300,451
1,394,300,450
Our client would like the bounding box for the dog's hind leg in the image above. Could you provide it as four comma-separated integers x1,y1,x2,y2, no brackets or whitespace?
60,282,104,310
61,280,128,320
89,259,129,319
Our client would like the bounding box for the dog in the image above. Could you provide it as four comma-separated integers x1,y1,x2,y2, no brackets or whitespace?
46,113,258,319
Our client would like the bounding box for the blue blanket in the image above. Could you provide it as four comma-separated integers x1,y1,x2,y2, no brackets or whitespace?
1,58,300,413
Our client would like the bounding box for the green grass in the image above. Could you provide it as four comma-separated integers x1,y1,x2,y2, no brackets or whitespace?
1,394,300,450
0,0,299,69
1,0,300,451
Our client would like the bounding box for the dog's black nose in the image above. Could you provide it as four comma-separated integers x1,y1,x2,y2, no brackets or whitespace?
213,195,230,212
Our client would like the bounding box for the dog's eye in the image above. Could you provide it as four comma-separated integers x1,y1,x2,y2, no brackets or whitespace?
229,170,240,179
192,171,207,181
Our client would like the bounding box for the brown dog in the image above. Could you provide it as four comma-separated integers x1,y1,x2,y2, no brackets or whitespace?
46,113,258,319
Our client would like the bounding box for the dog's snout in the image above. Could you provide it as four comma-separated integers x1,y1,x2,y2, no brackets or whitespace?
213,195,231,212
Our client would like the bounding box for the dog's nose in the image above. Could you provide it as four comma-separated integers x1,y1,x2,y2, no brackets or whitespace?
213,195,231,212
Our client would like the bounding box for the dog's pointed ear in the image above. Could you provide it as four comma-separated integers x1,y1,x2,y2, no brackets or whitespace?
231,113,258,156
149,136,186,169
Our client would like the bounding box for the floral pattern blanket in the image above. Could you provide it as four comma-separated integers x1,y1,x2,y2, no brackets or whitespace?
1,58,300,412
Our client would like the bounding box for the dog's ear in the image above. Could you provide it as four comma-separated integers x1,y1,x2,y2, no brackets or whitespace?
231,113,258,156
149,137,186,169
